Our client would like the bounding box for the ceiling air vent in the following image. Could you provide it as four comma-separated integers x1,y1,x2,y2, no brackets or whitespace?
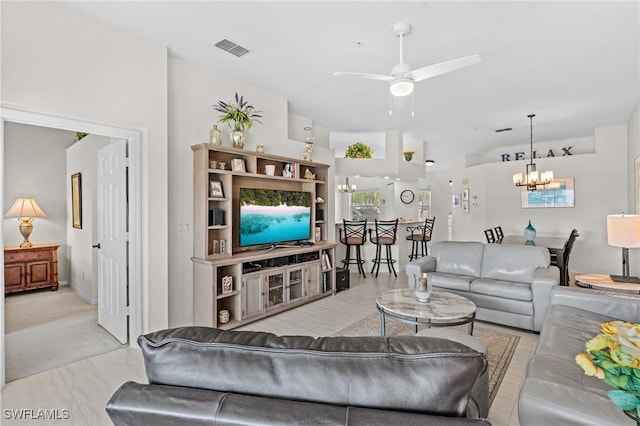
495,127,512,133
215,39,250,57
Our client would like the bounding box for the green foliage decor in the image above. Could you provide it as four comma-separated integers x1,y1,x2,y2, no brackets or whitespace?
345,142,373,158
214,93,263,132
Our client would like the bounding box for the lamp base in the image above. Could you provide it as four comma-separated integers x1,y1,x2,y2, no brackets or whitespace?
610,274,640,284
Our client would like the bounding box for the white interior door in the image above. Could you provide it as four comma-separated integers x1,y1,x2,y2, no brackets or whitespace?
97,139,128,343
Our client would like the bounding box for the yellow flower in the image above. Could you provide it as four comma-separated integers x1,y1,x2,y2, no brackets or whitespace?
586,334,611,352
618,324,640,359
611,346,640,368
601,321,628,335
576,353,599,376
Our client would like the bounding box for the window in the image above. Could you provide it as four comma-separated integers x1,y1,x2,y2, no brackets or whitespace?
417,188,431,219
351,190,381,221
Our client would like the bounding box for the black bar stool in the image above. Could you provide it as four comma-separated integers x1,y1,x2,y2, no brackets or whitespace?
484,229,496,243
494,226,504,241
369,218,399,277
406,217,435,260
339,219,368,277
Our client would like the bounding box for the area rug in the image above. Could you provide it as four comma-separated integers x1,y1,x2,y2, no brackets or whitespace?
334,313,520,406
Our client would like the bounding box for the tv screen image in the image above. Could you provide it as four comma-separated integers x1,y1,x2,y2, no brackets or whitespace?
239,188,312,247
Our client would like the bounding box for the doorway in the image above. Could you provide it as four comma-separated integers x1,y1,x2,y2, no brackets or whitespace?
0,107,142,388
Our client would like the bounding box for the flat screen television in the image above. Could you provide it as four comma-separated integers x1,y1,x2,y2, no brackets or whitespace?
239,188,312,248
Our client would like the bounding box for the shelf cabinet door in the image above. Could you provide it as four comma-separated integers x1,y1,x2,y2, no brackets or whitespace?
286,266,305,304
242,274,265,319
305,262,321,297
4,263,25,292
265,270,285,311
25,261,51,289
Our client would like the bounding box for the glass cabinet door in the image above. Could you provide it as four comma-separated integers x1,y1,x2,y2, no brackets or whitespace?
287,267,305,303
266,271,285,310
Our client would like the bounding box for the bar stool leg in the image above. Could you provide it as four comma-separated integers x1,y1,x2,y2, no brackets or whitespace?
356,246,366,277
386,244,397,277
341,244,351,269
371,244,381,277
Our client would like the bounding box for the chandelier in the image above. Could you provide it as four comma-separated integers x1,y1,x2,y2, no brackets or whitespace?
337,177,357,193
513,114,553,191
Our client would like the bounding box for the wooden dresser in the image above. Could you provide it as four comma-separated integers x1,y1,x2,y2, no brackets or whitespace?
4,244,59,294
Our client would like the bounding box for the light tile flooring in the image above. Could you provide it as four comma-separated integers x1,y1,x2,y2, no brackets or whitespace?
0,273,538,425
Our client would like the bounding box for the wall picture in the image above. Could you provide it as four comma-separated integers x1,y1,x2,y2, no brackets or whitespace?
521,177,575,208
71,172,82,229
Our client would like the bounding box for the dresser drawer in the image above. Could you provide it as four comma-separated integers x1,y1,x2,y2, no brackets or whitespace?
5,249,53,263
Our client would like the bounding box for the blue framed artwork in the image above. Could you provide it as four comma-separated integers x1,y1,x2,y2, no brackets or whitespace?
521,177,575,208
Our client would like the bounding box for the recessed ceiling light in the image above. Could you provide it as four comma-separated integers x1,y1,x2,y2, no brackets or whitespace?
425,159,435,166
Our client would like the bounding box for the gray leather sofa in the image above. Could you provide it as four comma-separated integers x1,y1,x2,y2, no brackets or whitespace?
106,327,492,425
405,241,559,332
519,286,640,426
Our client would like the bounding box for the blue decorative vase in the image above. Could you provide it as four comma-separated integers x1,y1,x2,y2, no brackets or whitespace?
524,220,536,242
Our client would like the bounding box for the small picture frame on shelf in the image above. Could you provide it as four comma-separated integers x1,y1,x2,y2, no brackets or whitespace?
222,275,233,293
231,158,246,172
282,162,295,178
315,226,322,242
209,181,224,198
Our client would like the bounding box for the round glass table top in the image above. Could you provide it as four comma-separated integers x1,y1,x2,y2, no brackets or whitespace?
376,288,476,323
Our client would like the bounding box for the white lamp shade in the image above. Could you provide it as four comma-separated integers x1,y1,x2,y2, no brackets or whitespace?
5,198,46,218
513,172,523,184
389,78,414,97
607,214,640,248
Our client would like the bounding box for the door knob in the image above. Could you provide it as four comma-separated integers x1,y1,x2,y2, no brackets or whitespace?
92,243,101,249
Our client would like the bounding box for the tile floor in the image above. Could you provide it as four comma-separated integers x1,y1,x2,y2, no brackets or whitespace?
0,273,538,425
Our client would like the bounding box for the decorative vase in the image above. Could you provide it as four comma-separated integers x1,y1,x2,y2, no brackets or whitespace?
209,124,222,145
415,273,432,303
229,130,246,149
403,152,414,161
303,126,314,161
524,220,536,242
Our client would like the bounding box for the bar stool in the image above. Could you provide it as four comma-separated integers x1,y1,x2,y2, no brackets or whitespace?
339,219,368,277
494,226,504,241
484,229,496,243
406,217,436,260
369,218,399,277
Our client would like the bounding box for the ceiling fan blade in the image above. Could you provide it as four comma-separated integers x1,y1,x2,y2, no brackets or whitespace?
411,54,481,82
333,71,393,82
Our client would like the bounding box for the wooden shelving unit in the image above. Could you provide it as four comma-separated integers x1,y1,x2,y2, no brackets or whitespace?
192,144,335,329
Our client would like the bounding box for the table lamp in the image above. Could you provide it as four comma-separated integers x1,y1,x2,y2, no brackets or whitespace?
607,214,640,284
4,197,47,248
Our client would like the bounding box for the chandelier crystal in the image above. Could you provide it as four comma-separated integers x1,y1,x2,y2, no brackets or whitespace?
513,114,553,191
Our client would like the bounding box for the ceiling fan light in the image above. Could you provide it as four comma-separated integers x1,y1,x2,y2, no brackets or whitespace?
389,78,414,97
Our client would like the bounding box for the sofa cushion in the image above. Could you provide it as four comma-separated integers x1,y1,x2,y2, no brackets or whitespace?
431,242,485,277
138,327,487,418
480,244,549,283
470,279,532,302
430,273,476,292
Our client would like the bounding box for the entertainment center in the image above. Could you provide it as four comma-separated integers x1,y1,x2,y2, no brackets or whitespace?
192,144,336,329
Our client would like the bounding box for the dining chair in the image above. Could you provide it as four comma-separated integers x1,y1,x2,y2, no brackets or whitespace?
339,219,368,277
406,217,436,260
484,228,496,243
369,218,399,277
494,226,504,240
551,229,579,286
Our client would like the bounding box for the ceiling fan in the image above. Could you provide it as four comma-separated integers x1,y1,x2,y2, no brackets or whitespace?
334,22,481,98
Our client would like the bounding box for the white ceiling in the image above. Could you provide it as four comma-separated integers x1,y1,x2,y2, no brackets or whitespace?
59,1,639,170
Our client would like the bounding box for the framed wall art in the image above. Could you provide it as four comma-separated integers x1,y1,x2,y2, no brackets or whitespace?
521,177,575,208
71,172,82,229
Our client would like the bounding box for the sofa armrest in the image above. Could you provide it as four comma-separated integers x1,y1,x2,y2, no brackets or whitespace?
405,257,436,289
530,266,560,332
550,286,640,323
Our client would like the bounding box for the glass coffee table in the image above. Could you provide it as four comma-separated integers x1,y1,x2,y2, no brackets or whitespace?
376,288,477,335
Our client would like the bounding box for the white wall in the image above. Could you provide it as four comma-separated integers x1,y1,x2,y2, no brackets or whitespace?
428,124,629,276
3,123,74,283
1,1,169,332
66,135,110,303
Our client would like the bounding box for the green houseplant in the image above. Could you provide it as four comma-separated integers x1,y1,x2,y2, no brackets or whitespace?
214,93,262,148
345,142,373,158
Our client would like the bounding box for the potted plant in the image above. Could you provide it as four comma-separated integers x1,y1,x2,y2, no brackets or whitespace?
214,93,262,149
403,151,415,161
344,142,373,158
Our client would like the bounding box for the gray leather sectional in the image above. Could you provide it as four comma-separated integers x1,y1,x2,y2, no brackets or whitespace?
519,286,640,425
406,241,559,332
106,327,492,425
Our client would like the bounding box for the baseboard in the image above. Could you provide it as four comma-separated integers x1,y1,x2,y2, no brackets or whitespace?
69,283,98,305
